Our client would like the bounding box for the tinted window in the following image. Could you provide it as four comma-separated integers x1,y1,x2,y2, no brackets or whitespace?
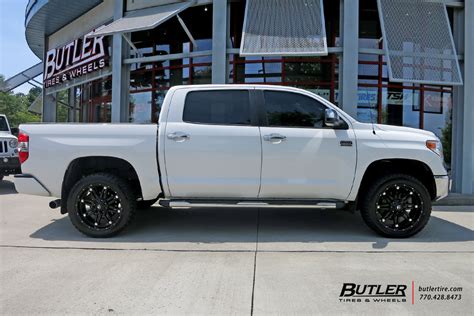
264,91,327,128
183,90,251,125
0,117,8,132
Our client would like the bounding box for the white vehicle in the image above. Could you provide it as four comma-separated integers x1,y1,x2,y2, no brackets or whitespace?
0,114,20,181
14,85,449,238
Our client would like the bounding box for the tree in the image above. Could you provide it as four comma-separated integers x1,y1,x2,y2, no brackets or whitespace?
0,74,41,128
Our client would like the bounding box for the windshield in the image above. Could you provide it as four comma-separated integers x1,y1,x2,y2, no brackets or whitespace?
0,117,9,132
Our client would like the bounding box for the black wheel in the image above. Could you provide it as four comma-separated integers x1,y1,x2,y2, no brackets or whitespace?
137,198,158,209
360,174,431,238
0,175,3,181
67,173,136,237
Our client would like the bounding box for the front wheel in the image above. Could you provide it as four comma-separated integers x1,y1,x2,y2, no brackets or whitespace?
67,173,136,237
360,174,432,238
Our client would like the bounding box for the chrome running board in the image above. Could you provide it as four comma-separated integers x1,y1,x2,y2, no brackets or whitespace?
160,199,344,209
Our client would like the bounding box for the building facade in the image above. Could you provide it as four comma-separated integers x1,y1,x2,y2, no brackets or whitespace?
24,0,473,194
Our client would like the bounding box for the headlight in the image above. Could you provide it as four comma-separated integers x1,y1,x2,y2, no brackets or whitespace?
9,139,18,148
426,140,442,157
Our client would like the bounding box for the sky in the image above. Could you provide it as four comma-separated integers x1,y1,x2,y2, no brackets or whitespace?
0,0,41,94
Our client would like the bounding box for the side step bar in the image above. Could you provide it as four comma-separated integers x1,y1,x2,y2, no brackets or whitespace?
159,199,345,209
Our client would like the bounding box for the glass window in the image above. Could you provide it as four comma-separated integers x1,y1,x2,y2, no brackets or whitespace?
263,91,327,128
183,90,251,125
0,117,9,131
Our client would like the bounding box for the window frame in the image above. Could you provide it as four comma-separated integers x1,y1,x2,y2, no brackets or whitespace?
182,89,259,127
257,89,347,130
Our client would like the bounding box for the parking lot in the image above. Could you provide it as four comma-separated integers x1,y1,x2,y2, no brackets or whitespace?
0,176,473,315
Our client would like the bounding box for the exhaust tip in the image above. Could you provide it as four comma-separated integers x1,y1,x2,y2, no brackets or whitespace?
49,199,61,209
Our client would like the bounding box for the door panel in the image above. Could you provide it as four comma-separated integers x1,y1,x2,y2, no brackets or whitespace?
163,89,262,198
259,127,356,199
258,89,357,200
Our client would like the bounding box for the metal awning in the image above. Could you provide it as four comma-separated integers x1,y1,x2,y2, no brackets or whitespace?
377,0,463,85
0,62,43,92
28,94,43,115
92,1,194,37
240,0,328,56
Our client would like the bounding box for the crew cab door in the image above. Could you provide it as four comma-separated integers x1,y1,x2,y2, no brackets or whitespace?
163,88,262,198
257,89,357,200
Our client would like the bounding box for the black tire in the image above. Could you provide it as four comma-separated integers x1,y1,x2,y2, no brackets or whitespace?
0,175,3,181
137,198,159,209
360,174,432,238
67,173,136,238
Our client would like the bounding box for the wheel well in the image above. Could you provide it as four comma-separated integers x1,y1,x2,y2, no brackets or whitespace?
356,159,437,208
61,157,142,214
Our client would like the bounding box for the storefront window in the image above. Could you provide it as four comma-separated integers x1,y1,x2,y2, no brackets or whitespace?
128,5,213,123
358,0,453,163
73,76,112,123
227,0,340,104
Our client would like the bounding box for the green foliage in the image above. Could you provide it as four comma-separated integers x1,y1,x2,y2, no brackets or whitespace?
0,74,41,128
56,89,69,122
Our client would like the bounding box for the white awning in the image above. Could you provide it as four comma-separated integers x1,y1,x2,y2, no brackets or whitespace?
240,0,328,56
378,0,463,85
92,1,194,37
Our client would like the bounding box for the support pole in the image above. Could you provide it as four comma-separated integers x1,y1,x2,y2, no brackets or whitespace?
212,0,227,84
340,0,359,119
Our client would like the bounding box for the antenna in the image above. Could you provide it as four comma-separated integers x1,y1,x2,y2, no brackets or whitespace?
365,88,376,135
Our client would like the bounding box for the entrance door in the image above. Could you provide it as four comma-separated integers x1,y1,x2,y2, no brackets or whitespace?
164,88,262,198
258,89,357,200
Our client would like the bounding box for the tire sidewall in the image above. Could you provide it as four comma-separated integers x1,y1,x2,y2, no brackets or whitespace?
67,174,135,237
364,176,432,238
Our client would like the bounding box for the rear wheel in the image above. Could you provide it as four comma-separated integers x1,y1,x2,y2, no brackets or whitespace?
67,173,136,237
360,174,431,238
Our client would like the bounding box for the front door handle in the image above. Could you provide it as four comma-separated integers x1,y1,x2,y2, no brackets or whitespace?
263,133,287,143
167,131,190,142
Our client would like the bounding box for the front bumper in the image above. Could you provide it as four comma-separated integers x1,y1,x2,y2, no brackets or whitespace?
0,157,21,176
434,175,450,201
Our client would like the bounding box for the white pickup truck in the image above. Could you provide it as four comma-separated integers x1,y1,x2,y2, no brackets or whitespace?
15,85,449,238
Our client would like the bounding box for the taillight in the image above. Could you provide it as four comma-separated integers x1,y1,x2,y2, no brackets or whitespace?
18,131,29,164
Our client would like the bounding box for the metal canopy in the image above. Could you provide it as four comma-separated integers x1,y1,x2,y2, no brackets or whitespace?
1,62,43,93
92,1,194,37
377,0,463,85
240,0,328,56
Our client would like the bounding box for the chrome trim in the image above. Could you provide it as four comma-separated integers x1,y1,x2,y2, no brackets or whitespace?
263,133,287,142
434,175,449,201
168,201,337,209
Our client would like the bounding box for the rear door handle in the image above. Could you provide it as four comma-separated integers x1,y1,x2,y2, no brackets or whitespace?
167,131,190,142
263,133,287,142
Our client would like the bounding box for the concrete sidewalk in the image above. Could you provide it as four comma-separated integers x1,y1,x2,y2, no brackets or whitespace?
1,176,473,315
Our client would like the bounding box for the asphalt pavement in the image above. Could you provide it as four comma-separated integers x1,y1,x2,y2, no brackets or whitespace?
1,176,472,315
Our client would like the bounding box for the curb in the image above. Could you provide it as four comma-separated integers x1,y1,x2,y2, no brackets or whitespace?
434,194,474,206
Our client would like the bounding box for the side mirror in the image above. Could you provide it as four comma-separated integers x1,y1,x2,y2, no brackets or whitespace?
324,108,347,129
11,127,19,137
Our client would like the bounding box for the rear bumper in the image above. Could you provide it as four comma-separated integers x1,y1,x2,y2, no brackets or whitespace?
434,175,450,201
0,157,21,175
14,174,51,196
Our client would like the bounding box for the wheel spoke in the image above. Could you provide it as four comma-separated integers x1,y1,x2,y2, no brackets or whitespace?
375,182,424,231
